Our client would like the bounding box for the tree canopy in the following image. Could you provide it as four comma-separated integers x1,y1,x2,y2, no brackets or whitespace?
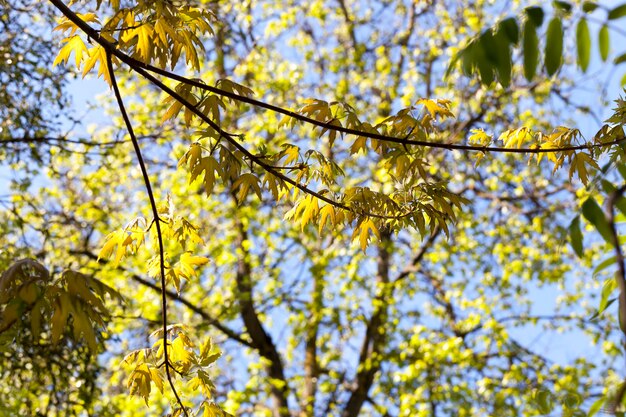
3,0,626,416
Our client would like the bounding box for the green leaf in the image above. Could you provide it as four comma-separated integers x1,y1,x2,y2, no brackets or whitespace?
581,197,613,244
496,49,512,87
460,42,477,76
601,180,626,216
618,163,626,180
533,388,554,414
615,52,626,65
499,17,520,45
588,396,606,417
599,24,610,61
523,21,539,81
599,276,618,314
479,30,499,63
622,73,626,87
576,18,591,72
475,39,495,85
553,1,572,14
590,298,615,320
562,392,582,409
525,6,545,26
582,1,599,13
608,3,626,20
568,216,584,257
477,62,494,85
594,256,617,277
545,17,563,76
445,51,462,79
492,30,513,87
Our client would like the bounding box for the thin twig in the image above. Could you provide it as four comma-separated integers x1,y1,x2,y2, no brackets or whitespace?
106,52,189,417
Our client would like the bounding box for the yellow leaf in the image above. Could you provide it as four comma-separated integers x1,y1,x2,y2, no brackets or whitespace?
128,363,152,405
499,127,533,149
98,226,144,266
191,156,222,195
232,173,263,202
154,18,175,46
129,23,154,62
198,95,226,122
281,145,300,166
300,195,319,230
72,309,98,351
171,336,193,372
53,14,99,35
50,297,69,345
0,303,18,330
178,330,196,347
180,252,209,267
416,98,455,120
149,367,164,393
570,151,599,185
162,98,184,123
216,78,255,98
203,402,227,417
352,218,380,251
18,283,38,304
30,300,42,338
200,338,213,360
78,12,100,23
318,204,336,234
53,35,88,68
82,46,112,86
468,128,492,146
263,172,281,200
350,136,367,155
178,143,203,169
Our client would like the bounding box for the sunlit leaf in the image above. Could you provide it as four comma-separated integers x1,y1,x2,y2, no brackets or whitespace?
599,276,618,314
53,35,88,68
594,256,617,277
599,24,610,61
523,20,539,81
545,17,563,76
231,173,263,202
576,19,591,72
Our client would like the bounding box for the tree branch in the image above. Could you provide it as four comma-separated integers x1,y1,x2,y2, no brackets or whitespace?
232,214,291,417
341,231,392,417
47,0,626,155
394,227,441,284
301,259,324,417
